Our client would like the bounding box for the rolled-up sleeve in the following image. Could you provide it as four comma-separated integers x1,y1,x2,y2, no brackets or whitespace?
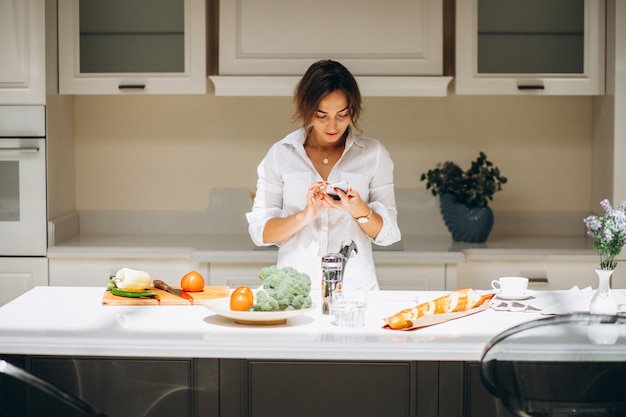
246,145,284,247
368,144,401,246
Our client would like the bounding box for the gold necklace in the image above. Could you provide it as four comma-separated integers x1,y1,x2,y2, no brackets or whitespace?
305,142,343,164
320,147,340,164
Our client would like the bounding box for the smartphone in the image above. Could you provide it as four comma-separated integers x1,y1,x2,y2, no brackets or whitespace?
325,181,348,200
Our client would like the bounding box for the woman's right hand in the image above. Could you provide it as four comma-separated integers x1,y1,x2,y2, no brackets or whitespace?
262,180,329,244
302,181,329,222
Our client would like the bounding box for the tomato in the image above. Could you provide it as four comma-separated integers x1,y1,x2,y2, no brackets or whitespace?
180,271,205,292
233,286,254,301
230,292,254,311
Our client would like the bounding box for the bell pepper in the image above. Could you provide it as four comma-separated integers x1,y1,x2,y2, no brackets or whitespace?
112,267,151,290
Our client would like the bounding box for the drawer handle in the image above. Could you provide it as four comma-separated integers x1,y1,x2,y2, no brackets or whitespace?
528,277,548,284
517,85,545,90
0,147,39,153
118,84,146,90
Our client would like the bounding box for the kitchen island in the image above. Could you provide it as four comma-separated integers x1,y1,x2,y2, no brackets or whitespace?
0,287,539,361
0,286,610,417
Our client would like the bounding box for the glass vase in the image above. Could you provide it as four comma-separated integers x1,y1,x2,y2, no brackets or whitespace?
589,269,618,315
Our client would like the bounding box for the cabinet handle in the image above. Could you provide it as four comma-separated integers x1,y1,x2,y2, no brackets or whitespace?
517,85,545,90
0,147,39,153
118,85,146,90
528,277,548,284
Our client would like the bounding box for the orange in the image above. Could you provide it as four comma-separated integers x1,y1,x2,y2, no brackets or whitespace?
232,286,254,301
180,271,205,292
230,292,254,311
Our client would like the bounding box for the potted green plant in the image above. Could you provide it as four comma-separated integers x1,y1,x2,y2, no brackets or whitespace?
420,151,508,242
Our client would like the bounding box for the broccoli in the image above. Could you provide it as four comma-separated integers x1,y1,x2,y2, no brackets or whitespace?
251,266,312,311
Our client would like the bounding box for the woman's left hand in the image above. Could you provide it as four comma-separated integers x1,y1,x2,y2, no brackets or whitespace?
324,186,381,238
323,186,369,218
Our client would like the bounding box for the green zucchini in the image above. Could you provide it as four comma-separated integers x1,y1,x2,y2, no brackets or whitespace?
106,279,159,299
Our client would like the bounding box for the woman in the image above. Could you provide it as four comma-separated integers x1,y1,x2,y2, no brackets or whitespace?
246,59,401,290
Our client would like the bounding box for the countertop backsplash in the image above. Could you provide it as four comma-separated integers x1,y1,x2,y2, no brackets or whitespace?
48,188,588,246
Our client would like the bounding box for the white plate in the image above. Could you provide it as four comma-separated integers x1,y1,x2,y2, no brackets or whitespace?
204,298,315,325
495,290,535,301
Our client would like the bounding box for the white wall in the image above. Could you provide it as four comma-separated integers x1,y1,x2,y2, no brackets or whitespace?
72,92,593,214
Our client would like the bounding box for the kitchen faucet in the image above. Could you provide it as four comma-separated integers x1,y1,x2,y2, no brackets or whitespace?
321,240,358,315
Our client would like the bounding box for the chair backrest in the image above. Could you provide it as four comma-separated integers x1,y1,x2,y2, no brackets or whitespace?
480,314,626,417
0,359,107,417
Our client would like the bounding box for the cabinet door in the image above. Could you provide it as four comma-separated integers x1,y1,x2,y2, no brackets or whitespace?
218,0,443,76
220,359,438,417
457,260,620,291
208,262,272,288
456,0,605,95
376,263,448,291
0,258,48,307
0,355,27,417
27,357,218,417
0,0,45,104
439,362,516,417
464,362,517,417
58,0,206,94
48,258,207,287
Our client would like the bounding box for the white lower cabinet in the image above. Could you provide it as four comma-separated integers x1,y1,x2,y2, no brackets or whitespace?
47,256,618,294
458,260,625,291
48,258,208,287
376,263,451,291
209,262,451,290
208,263,267,289
0,258,48,307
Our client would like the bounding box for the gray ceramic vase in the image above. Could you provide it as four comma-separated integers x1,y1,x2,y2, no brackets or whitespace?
439,193,494,243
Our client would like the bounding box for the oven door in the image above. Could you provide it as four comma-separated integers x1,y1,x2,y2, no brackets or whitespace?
0,138,47,256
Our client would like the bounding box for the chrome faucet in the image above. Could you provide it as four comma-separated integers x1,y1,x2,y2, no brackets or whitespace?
321,240,358,315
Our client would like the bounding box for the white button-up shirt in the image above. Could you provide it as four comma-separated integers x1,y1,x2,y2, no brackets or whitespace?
246,127,401,290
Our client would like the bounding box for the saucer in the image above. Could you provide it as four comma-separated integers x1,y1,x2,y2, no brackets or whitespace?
495,290,534,301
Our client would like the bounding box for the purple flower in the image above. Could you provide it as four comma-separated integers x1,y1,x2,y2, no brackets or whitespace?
585,199,626,269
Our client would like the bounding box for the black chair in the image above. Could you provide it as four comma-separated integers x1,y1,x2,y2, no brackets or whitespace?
0,359,107,417
480,314,626,417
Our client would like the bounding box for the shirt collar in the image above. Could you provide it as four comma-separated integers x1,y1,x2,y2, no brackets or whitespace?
289,126,362,149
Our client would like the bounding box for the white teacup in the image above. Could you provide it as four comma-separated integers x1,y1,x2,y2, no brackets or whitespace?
491,277,529,296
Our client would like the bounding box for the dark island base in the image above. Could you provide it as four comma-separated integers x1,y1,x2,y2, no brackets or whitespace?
0,355,516,417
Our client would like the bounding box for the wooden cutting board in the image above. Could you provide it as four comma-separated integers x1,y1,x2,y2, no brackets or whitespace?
102,286,230,306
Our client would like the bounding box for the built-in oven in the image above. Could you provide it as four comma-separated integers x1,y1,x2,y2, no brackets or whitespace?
0,106,47,256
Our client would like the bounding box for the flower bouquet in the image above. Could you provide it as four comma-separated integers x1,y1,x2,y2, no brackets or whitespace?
583,199,626,270
583,199,626,314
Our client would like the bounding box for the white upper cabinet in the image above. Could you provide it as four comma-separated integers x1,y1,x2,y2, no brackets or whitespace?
456,0,605,95
211,0,451,97
58,0,206,95
0,0,45,104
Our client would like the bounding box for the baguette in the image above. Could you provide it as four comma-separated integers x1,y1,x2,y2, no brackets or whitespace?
386,289,495,330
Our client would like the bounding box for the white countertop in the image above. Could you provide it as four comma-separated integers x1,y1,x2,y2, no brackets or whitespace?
0,286,556,361
47,189,598,264
46,233,598,264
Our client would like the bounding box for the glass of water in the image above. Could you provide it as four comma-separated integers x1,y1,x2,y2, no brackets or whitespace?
332,290,367,327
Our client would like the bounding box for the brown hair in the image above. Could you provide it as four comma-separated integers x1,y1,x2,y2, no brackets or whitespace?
293,60,363,131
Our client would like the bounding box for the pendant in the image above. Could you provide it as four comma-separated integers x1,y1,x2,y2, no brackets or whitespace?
323,157,329,164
